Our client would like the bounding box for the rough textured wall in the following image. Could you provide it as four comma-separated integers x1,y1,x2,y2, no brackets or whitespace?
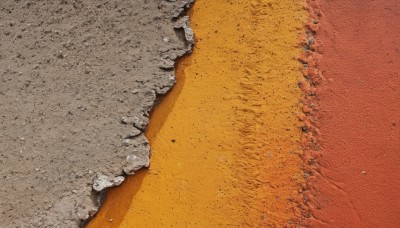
0,0,193,227
305,0,400,227
89,0,308,227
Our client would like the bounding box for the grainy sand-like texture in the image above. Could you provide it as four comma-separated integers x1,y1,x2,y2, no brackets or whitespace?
0,0,193,227
2,0,399,227
89,0,309,227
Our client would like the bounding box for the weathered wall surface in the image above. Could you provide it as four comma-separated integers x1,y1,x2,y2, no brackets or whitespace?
89,0,309,227
0,0,193,227
307,0,400,227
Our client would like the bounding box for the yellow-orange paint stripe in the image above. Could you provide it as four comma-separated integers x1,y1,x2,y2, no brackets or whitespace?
89,0,307,227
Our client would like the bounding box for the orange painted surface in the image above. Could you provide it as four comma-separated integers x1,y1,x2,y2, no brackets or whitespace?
306,0,400,227
89,0,308,227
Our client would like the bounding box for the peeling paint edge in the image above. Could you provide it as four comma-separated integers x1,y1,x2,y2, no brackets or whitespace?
80,1,196,227
297,0,325,225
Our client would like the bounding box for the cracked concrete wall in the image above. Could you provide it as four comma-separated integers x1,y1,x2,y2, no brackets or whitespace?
0,0,194,227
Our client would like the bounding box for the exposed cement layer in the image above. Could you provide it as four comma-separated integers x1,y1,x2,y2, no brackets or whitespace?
89,0,308,227
0,0,193,227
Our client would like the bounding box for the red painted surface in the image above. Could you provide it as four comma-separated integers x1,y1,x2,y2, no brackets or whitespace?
308,0,400,227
